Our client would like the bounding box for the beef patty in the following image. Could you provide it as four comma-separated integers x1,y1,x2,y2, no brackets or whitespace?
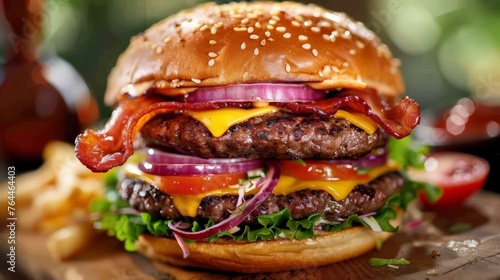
118,171,404,225
140,111,387,160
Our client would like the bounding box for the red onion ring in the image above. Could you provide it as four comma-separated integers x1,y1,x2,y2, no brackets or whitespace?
184,83,325,103
144,148,255,164
139,149,263,176
328,147,388,169
173,232,190,259
167,164,280,241
139,160,263,176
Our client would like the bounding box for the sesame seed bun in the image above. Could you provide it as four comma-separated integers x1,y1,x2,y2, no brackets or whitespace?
135,208,403,273
104,1,403,105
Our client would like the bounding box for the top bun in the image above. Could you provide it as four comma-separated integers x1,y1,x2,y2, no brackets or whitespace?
105,1,403,105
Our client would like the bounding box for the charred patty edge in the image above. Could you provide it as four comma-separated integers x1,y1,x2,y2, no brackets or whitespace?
140,111,388,160
118,171,404,225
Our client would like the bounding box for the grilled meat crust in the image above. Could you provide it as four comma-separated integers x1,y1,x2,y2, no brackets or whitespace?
118,171,404,225
140,111,387,160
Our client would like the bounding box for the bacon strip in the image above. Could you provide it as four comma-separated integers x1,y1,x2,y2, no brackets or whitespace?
75,97,250,172
282,88,420,139
75,89,419,172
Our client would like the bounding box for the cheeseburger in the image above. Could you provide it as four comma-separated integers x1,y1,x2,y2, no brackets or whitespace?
76,1,420,273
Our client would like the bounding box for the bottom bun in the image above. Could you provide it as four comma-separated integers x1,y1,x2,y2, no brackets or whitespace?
136,209,403,273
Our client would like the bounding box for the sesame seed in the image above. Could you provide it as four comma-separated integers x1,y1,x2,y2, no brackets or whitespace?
157,81,167,88
163,36,172,43
242,72,249,79
298,35,308,41
355,40,365,49
318,70,324,77
322,33,336,42
268,38,275,42
349,49,357,55
156,46,163,54
266,25,274,30
283,32,291,38
241,18,249,24
304,20,312,27
241,42,246,50
247,26,254,33
260,39,266,46
341,30,351,39
172,79,180,83
312,49,318,57
232,13,243,19
209,40,217,45
294,15,304,22
211,26,218,34
150,43,158,50
199,24,209,31
208,59,215,67
191,78,201,84
250,34,259,40
208,52,218,58
285,63,291,73
342,62,350,67
272,15,280,21
311,26,321,33
302,43,311,50
292,21,300,27
234,27,247,32
248,13,258,19
276,26,286,32
269,19,277,25
320,21,332,28
255,22,262,28
254,48,259,56
265,31,271,37
332,66,340,72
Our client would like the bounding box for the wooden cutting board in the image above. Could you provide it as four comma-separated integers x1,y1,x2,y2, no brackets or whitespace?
4,191,500,280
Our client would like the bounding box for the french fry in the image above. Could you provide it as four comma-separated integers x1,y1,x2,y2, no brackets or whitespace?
46,223,96,261
6,141,107,261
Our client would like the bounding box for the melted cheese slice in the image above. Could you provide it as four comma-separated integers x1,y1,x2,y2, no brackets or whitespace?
123,162,398,217
186,106,280,137
186,106,378,137
334,110,378,135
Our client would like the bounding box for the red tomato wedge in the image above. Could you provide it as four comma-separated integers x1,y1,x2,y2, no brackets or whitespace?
278,160,369,181
154,173,246,195
408,152,489,209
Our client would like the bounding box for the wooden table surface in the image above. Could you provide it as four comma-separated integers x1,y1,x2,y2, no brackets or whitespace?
3,191,500,280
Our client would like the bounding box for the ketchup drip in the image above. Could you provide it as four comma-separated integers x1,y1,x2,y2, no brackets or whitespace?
75,89,420,172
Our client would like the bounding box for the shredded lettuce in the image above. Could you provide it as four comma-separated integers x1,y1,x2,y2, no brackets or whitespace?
449,222,472,234
90,135,440,252
369,257,411,267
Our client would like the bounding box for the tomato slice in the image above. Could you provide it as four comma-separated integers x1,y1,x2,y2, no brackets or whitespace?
408,152,490,209
278,160,369,181
154,172,246,195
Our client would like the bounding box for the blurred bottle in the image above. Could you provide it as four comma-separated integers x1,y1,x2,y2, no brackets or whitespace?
0,0,99,173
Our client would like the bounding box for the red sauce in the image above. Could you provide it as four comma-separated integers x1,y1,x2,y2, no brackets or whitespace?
433,98,500,145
